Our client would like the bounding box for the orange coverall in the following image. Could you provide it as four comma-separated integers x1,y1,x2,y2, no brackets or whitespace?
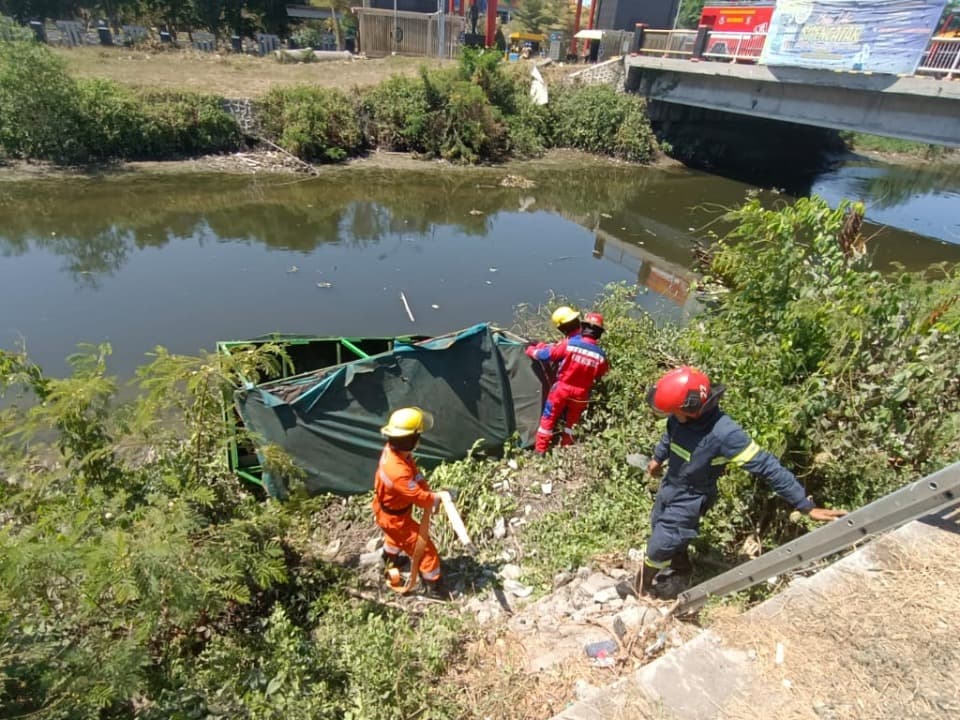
371,444,441,581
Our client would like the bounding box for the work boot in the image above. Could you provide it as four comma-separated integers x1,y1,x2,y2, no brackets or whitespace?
650,571,691,600
422,577,452,601
381,550,410,571
670,547,693,575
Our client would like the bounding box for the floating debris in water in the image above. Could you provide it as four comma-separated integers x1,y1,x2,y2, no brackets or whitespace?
469,209,484,216
600,212,612,218
288,265,299,273
431,304,440,309
500,174,536,189
316,282,333,288
489,267,498,272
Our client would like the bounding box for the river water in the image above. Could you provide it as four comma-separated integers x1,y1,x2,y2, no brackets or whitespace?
1,154,958,378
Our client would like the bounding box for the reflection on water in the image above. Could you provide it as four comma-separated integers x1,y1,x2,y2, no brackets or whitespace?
811,160,960,247
1,158,958,377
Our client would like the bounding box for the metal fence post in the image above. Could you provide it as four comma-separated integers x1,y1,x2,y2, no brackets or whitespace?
632,23,647,54
691,24,709,61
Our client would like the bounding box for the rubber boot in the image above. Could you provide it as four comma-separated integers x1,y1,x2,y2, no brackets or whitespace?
382,550,410,571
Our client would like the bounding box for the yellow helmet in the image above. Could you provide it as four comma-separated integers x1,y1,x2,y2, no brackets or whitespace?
380,407,435,438
551,306,580,328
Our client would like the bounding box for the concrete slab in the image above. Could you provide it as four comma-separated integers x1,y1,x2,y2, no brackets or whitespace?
547,508,960,720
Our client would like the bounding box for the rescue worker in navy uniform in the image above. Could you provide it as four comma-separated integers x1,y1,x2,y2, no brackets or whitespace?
526,309,608,453
637,366,847,598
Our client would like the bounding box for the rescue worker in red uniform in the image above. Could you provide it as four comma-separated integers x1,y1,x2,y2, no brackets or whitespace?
637,366,847,598
526,311,609,453
372,406,447,598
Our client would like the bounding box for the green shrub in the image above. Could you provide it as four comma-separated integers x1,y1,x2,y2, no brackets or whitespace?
0,15,32,41
74,79,146,160
550,84,658,162
420,68,508,164
259,86,363,162
0,40,84,162
505,93,549,158
361,75,430,153
137,91,241,158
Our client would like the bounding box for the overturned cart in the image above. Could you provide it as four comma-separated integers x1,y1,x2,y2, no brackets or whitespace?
232,324,546,498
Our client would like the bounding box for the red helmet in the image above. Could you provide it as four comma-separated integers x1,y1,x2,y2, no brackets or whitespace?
646,366,713,418
582,312,604,329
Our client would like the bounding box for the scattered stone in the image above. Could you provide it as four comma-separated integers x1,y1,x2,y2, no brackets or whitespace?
500,174,536,189
503,579,534,598
579,572,617,597
500,563,522,581
553,570,574,589
364,537,381,552
592,586,620,604
358,550,382,567
320,538,342,560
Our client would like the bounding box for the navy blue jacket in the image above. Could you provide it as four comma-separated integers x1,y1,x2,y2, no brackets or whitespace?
652,408,814,512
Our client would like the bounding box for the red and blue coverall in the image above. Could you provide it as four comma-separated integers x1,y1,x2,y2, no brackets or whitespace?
526,334,608,453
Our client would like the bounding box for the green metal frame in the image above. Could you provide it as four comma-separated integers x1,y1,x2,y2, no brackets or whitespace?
217,333,426,491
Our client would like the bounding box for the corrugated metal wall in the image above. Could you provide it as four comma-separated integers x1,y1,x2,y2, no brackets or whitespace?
355,9,464,58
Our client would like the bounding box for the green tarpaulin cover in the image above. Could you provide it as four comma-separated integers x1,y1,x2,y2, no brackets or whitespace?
235,324,546,497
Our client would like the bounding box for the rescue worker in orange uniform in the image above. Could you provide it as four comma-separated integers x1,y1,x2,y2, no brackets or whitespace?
526,310,609,453
372,406,447,597
637,366,847,598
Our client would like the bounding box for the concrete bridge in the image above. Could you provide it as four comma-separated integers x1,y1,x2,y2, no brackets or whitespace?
622,55,960,147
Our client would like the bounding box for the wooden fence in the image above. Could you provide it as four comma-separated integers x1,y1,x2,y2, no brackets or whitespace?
354,8,463,58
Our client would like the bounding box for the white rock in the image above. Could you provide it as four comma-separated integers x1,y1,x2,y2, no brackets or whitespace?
593,586,620,604
359,551,382,567
364,536,382,552
573,679,598,701
321,538,343,559
579,572,617,596
503,579,534,598
500,563,522,581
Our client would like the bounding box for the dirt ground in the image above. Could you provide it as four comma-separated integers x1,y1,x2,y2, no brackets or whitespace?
53,45,450,96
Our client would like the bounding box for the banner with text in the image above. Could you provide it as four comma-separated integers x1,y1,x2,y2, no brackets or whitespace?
760,0,948,75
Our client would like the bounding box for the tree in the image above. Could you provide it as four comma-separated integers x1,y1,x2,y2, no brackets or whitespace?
511,0,559,35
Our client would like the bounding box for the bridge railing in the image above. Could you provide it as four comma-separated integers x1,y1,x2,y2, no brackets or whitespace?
634,29,697,59
917,36,960,79
702,31,767,62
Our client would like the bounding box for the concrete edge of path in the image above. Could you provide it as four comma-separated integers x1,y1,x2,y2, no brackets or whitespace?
548,509,959,720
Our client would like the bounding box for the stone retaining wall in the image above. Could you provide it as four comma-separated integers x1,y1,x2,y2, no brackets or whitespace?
568,58,626,92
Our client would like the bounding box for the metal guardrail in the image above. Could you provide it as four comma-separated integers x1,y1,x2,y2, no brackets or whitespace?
702,31,767,62
677,461,960,613
635,29,696,58
636,28,960,80
917,36,960,78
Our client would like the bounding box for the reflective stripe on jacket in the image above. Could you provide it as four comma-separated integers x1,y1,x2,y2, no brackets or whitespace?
529,334,608,393
651,408,814,511
372,444,435,517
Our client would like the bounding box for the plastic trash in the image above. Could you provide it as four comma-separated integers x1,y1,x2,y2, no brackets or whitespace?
584,639,618,659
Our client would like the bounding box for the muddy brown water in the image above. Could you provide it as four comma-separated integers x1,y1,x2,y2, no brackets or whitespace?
1,157,958,378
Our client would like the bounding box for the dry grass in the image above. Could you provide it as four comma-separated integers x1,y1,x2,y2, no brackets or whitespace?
710,528,960,720
441,631,668,720
52,46,450,96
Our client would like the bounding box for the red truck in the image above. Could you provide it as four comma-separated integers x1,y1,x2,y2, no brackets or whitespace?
698,2,775,60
